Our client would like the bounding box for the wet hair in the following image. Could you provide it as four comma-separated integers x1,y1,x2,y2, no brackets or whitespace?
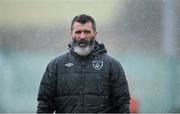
71,14,96,31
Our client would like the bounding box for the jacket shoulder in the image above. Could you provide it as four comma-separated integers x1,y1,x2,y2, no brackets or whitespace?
104,54,121,64
49,52,68,65
45,52,69,74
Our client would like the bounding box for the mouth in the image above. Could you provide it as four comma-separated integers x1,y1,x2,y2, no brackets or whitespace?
73,39,94,48
79,43,87,47
77,41,89,47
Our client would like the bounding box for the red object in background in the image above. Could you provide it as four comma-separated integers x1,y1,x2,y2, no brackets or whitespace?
130,96,140,113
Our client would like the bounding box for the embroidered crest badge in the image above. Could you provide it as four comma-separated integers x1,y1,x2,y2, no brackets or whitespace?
92,60,103,70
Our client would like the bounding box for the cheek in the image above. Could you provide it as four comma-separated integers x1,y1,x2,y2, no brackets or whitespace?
88,34,96,39
72,35,79,39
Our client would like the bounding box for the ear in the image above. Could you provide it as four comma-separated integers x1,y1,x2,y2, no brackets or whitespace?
70,31,73,36
95,31,98,37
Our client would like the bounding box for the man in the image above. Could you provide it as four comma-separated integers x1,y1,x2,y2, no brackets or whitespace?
37,14,130,113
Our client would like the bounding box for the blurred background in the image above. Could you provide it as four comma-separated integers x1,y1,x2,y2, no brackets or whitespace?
0,0,180,112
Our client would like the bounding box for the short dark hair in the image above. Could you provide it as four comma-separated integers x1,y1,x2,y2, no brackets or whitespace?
71,14,96,31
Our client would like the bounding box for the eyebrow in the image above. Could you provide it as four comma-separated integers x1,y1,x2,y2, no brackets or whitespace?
74,30,91,33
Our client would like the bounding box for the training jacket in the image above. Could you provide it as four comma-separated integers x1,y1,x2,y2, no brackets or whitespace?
37,41,130,113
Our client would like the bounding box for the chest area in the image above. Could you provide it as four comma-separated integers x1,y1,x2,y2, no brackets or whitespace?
56,56,110,96
57,56,109,74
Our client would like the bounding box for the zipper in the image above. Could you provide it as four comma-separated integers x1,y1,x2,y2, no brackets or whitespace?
82,60,85,112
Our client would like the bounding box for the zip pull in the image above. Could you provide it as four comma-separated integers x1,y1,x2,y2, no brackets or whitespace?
82,60,85,66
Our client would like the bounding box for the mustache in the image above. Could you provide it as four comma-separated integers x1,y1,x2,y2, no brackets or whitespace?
73,39,94,46
77,40,89,45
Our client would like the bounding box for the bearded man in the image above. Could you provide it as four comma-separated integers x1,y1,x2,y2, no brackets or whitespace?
37,14,130,113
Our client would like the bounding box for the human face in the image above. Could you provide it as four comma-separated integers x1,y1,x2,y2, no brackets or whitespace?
71,22,97,46
70,22,97,56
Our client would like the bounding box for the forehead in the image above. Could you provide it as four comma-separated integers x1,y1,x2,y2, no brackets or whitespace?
72,22,93,31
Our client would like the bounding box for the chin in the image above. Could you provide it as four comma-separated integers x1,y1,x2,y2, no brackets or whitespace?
74,46,91,56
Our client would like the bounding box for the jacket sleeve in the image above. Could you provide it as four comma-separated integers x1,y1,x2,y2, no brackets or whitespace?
37,60,57,113
109,60,130,113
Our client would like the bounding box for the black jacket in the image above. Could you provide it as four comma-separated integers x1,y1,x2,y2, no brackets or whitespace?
37,41,130,113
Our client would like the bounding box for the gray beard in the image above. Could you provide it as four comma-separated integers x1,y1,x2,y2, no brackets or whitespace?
74,46,91,56
72,39,95,56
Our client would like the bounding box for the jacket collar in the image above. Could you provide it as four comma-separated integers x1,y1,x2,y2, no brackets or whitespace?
68,40,107,59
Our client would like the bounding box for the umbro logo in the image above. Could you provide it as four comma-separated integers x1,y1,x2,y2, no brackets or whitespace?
65,63,74,67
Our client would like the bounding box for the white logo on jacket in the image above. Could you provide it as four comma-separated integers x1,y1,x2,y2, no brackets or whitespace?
92,60,103,70
65,63,74,67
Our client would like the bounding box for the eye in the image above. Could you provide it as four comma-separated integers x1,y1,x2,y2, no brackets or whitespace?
84,30,91,34
75,31,81,34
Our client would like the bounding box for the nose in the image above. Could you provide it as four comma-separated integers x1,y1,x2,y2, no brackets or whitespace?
80,32,86,39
